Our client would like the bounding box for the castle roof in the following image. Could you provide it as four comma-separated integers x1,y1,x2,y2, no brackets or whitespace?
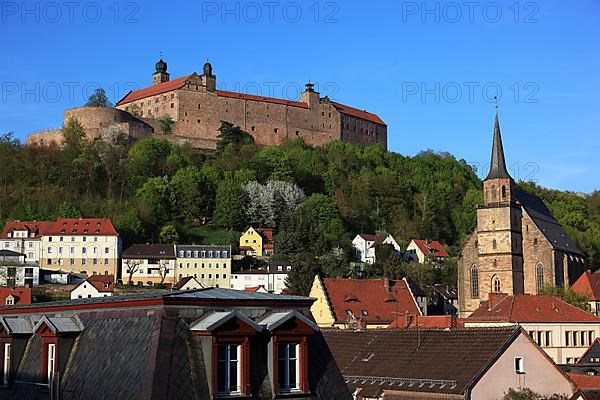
485,113,512,180
331,101,386,125
117,75,191,105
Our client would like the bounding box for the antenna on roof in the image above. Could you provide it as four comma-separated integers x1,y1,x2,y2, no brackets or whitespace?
160,51,164,59
494,96,499,112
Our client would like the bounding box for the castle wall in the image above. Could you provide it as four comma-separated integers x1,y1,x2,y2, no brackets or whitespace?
341,114,387,147
27,129,63,146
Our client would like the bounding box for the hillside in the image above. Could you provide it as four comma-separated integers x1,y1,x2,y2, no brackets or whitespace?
1,122,599,293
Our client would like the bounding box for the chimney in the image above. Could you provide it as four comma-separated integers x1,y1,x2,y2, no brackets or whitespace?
487,292,508,310
384,277,391,293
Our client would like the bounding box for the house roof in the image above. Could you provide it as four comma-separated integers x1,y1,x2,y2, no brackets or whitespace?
0,220,53,239
573,389,600,400
244,285,267,292
123,244,175,259
432,284,458,300
578,338,600,365
411,239,449,258
34,315,84,333
176,244,231,254
173,276,204,290
573,271,600,301
515,188,582,255
569,373,600,390
0,249,25,258
255,227,274,241
331,101,386,125
257,310,319,331
83,274,115,293
358,233,390,247
190,310,261,332
323,327,522,395
320,277,422,325
388,315,461,329
1,219,118,238
466,294,600,323
0,316,34,334
217,89,309,109
0,288,31,306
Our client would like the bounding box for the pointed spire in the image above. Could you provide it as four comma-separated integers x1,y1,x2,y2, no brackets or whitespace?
485,112,512,180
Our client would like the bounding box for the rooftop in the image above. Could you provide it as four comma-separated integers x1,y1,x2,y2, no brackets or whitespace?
411,239,449,258
123,244,176,259
573,271,600,301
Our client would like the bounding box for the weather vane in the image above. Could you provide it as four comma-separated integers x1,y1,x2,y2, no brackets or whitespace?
494,96,499,111
160,51,164,59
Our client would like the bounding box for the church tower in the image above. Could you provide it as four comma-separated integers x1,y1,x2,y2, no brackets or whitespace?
475,113,524,298
153,58,170,85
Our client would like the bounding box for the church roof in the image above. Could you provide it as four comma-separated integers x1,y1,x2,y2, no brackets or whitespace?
515,188,583,255
485,113,512,180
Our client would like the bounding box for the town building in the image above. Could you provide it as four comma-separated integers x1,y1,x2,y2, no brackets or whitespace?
176,245,231,289
308,276,423,329
561,338,600,376
431,283,459,315
571,389,600,400
458,114,586,317
239,227,274,257
230,260,293,294
352,233,401,264
464,293,600,364
387,314,461,329
121,244,177,286
0,288,350,400
323,327,575,400
70,274,115,299
404,239,449,263
0,221,50,262
568,374,600,398
41,270,85,285
0,287,31,307
0,250,39,287
173,276,203,290
573,271,600,315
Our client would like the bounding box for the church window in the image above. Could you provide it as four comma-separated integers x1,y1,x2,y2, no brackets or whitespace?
171,103,174,108
502,185,507,199
533,238,538,246
470,265,479,298
492,275,501,292
492,239,497,250
536,264,544,293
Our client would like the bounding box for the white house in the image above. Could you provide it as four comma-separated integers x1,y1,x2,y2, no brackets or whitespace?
0,221,48,262
352,233,401,264
404,239,449,263
0,250,39,287
70,274,115,299
230,260,292,294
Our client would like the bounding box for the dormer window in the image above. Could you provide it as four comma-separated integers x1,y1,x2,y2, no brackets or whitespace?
278,343,299,392
46,343,56,383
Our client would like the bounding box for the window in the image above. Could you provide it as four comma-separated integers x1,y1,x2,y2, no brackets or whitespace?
3,343,10,385
470,265,479,298
515,357,524,374
492,239,497,250
278,343,299,392
502,185,507,199
47,343,56,383
536,264,544,293
217,344,240,395
492,275,501,292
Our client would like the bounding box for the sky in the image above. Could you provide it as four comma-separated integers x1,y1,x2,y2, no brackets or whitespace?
1,0,599,193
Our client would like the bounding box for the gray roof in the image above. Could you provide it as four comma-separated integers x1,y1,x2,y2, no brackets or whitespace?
34,315,84,333
515,188,582,255
190,311,261,332
0,249,25,257
123,244,175,259
257,311,319,331
485,113,512,180
177,244,231,253
0,316,34,334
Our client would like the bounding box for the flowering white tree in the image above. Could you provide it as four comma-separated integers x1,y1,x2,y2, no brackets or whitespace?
242,181,305,227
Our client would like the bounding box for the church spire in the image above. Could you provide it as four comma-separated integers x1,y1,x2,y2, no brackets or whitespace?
485,112,512,180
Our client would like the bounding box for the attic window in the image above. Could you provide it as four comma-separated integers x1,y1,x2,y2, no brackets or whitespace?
514,357,525,374
361,351,375,362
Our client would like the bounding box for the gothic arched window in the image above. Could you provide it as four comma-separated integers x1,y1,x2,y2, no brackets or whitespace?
470,265,479,298
536,264,544,293
492,275,501,293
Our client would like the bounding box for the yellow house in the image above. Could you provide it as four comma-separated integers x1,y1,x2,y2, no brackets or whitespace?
239,227,274,257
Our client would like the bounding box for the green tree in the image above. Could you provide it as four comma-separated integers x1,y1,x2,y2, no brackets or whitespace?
539,284,591,311
213,172,246,229
62,117,86,161
157,115,175,135
216,121,254,152
169,166,213,221
85,88,112,107
160,224,180,244
136,177,171,228
501,388,567,400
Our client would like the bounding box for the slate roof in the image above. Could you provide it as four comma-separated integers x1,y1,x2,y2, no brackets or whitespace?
0,249,25,258
176,244,231,255
411,239,449,258
466,294,600,323
0,316,34,334
578,338,600,364
123,243,176,259
433,284,458,300
515,188,582,255
573,271,600,301
320,278,422,325
485,113,511,180
323,327,521,395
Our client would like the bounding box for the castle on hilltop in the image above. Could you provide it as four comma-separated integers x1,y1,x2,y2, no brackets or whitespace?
27,59,387,149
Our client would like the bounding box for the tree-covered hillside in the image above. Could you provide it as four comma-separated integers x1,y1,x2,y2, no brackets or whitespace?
1,121,599,293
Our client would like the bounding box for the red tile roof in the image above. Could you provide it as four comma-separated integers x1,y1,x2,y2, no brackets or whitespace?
321,277,422,325
173,276,193,290
388,315,462,329
331,101,386,125
467,294,600,323
0,287,32,306
573,271,600,301
244,285,267,293
569,373,600,389
412,239,449,258
217,90,309,108
86,274,115,293
1,221,53,239
48,218,118,236
116,75,191,106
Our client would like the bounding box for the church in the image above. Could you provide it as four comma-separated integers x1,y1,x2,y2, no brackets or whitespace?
458,114,586,317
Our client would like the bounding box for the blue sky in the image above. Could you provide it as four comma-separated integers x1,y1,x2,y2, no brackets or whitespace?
1,0,599,192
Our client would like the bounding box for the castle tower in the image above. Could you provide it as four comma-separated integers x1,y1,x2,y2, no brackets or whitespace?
153,58,170,85
201,62,216,92
300,82,320,108
475,113,524,298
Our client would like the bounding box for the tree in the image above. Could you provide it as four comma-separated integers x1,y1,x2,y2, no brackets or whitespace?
539,284,591,311
242,181,305,228
213,172,247,230
157,115,175,135
160,224,180,244
169,166,212,221
136,177,171,228
216,121,254,152
62,117,86,161
124,259,142,285
85,88,112,107
501,388,567,400
158,260,172,285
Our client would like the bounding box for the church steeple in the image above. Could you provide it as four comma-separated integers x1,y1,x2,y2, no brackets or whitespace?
485,113,512,181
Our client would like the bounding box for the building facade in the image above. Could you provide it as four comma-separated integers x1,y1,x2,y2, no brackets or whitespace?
70,274,114,299
352,233,401,264
0,221,48,262
458,115,586,317
121,244,177,286
230,261,292,294
176,245,232,289
239,227,274,257
0,250,39,287
28,59,387,150
404,239,449,264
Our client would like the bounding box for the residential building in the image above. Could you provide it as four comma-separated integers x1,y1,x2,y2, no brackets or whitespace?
561,338,600,376
573,270,600,315
176,245,231,289
309,276,423,329
431,283,459,315
39,218,120,277
0,221,51,262
0,288,350,400
324,327,575,400
404,239,449,263
0,250,39,287
352,233,401,264
571,389,600,400
122,244,177,286
41,270,86,285
239,227,274,257
173,276,203,290
568,374,600,398
0,287,31,307
70,275,115,299
458,114,586,317
464,294,600,364
230,261,292,294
